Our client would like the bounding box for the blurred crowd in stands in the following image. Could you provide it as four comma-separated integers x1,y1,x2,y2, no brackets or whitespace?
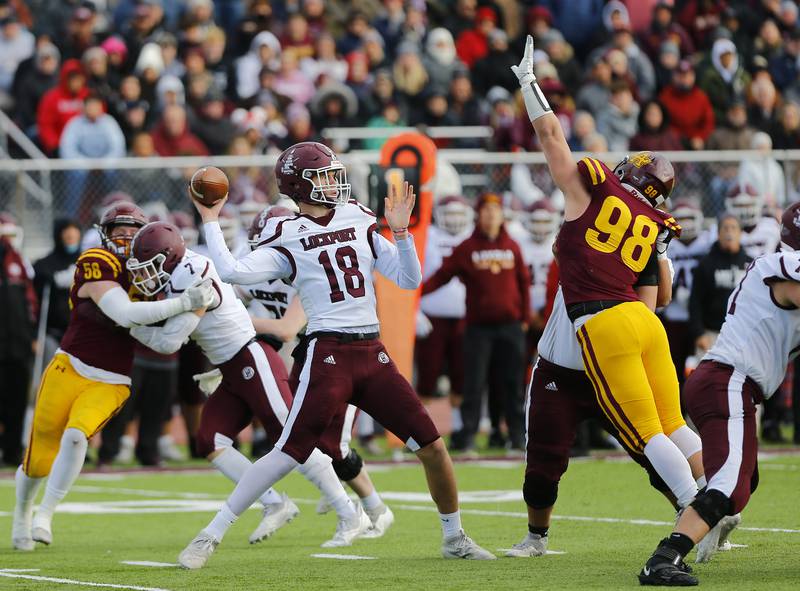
3,0,800,159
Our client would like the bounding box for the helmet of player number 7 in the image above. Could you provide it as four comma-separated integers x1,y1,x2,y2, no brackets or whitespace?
97,202,148,259
671,199,704,242
248,205,298,250
725,183,762,230
524,199,559,243
275,141,351,207
779,201,800,252
613,151,675,207
434,196,474,236
127,221,186,297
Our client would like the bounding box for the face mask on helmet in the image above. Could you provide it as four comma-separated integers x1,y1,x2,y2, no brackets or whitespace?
101,224,139,258
672,205,703,242
303,162,351,207
726,193,762,229
435,202,474,235
127,252,172,297
525,211,558,243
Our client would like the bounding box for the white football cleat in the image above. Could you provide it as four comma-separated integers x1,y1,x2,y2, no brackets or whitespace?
116,435,135,463
716,513,741,551
321,504,371,548
178,530,219,569
361,505,394,538
505,532,548,557
442,530,496,560
158,434,185,462
11,512,34,551
249,494,300,544
31,513,52,545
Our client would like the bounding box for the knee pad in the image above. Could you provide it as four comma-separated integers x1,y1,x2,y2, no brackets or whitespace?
523,473,558,510
331,449,363,481
690,489,732,529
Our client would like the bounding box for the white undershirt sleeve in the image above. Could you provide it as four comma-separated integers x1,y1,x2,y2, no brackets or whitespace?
203,221,292,284
97,286,186,328
129,312,202,354
373,233,422,289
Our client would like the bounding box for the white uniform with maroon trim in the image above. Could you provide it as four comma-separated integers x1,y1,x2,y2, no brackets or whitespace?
168,249,255,365
741,216,780,259
420,224,468,318
520,236,555,313
705,251,800,397
536,286,584,371
239,278,297,320
663,230,716,322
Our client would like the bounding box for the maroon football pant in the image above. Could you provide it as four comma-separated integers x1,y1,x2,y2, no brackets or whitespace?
195,341,293,457
685,360,762,514
414,316,465,397
278,336,440,463
526,357,666,491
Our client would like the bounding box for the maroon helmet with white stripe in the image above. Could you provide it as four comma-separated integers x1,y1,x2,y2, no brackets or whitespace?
434,195,474,235
524,199,559,243
97,202,148,259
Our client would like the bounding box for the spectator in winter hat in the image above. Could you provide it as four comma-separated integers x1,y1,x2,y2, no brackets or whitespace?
235,30,280,101
11,41,59,133
37,59,89,155
150,103,209,156
422,28,462,96
655,40,681,90
155,74,185,110
82,46,114,101
0,11,34,95
277,102,316,149
699,37,751,123
362,29,388,71
576,53,612,116
62,2,100,61
640,1,694,61
540,29,582,96
455,6,496,69
595,80,640,151
659,59,715,149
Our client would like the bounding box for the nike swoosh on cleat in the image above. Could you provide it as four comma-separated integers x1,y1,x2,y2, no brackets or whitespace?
643,567,650,576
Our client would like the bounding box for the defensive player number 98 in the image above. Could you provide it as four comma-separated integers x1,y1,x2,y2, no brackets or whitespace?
585,195,659,273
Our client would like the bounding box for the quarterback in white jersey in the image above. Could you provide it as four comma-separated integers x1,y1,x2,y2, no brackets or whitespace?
178,141,494,569
638,203,800,586
125,221,371,549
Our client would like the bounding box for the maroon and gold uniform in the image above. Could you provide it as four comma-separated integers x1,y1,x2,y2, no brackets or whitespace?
24,248,133,477
557,156,686,453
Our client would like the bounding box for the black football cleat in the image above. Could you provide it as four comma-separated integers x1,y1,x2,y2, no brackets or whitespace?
639,545,698,586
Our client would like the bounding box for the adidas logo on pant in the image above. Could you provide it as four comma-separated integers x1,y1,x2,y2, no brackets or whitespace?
545,381,558,391
323,355,336,365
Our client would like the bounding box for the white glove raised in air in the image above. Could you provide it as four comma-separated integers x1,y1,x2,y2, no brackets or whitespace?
510,35,537,87
415,309,433,338
510,35,551,122
179,278,216,312
193,368,223,397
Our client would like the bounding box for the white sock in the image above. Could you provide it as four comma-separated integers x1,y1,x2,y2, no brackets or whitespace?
644,433,698,508
210,445,283,507
37,428,88,520
439,510,462,539
451,407,463,432
361,490,383,512
296,448,356,520
225,447,298,515
696,475,707,489
668,425,702,459
205,503,238,542
14,466,42,523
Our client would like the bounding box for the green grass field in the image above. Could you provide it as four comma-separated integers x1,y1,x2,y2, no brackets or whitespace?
1,453,798,591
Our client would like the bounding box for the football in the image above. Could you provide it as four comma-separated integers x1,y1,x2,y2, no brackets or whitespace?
189,166,229,206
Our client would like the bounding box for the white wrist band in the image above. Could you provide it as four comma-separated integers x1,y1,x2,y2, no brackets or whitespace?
520,81,552,122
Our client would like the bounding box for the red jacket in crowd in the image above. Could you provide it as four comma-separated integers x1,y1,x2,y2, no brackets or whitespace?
150,122,210,157
422,226,530,325
36,59,89,155
658,84,715,143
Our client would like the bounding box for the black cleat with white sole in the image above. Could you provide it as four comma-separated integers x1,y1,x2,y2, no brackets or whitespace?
639,543,698,586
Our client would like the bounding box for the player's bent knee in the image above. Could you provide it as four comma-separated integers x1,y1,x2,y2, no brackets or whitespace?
690,489,732,529
331,449,363,481
523,473,558,509
62,427,88,446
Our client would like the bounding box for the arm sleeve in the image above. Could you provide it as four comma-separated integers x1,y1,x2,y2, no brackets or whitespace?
129,312,202,355
634,251,659,287
373,233,422,289
421,246,461,295
97,286,187,328
203,221,291,284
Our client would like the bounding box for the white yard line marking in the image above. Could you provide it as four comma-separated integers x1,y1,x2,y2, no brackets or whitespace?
0,570,170,591
310,554,376,560
120,561,179,568
0,569,41,572
496,549,566,555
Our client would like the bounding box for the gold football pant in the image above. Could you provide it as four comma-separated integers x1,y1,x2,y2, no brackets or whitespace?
23,353,129,478
576,301,685,454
